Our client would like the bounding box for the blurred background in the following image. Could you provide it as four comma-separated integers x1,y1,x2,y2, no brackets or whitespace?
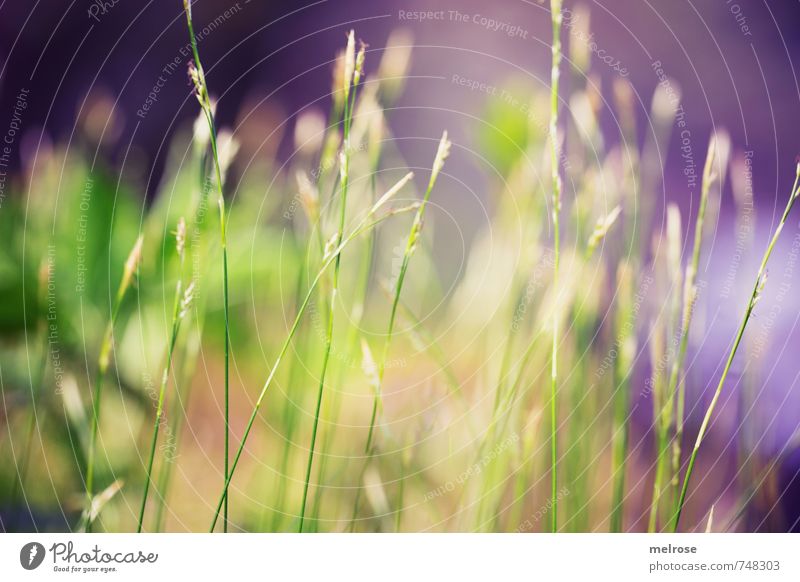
2,0,800,532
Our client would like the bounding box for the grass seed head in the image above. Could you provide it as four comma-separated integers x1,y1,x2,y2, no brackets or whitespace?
180,281,196,320
343,30,356,100
121,235,144,295
192,104,214,155
651,79,681,123
752,271,768,308
586,205,621,256
376,29,413,103
353,41,367,87
430,130,452,188
293,109,326,157
360,338,380,396
176,217,187,259
702,133,718,187
569,5,591,73
794,160,800,198
370,171,414,216
332,49,346,112
187,62,206,107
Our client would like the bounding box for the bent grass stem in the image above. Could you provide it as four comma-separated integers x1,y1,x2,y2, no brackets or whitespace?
207,191,418,532
672,164,800,531
183,0,232,532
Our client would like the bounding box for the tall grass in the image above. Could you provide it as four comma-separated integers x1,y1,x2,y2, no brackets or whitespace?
366,132,450,454
298,31,363,533
182,0,232,532
137,219,193,532
673,162,800,531
610,260,635,532
81,235,143,531
648,136,718,531
150,123,215,531
350,133,450,530
4,4,800,536
207,176,419,532
548,0,563,533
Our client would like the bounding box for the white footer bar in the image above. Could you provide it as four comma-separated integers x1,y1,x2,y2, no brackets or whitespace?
1,533,797,580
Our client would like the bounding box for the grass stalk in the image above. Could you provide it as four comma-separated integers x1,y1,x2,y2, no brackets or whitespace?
269,267,310,531
152,140,214,532
548,0,563,533
609,262,636,532
350,132,450,530
648,137,716,531
365,131,450,455
207,179,419,532
182,0,232,532
82,234,143,531
298,32,362,533
310,177,379,529
672,162,800,531
137,219,192,532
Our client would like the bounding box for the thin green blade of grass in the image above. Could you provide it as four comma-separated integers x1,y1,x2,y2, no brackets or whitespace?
182,0,233,532
548,0,563,533
310,104,387,530
672,162,800,531
646,204,683,532
137,219,193,533
365,132,450,455
298,32,363,533
81,234,143,532
151,126,217,532
609,260,636,532
350,133,449,531
206,182,420,532
648,136,717,531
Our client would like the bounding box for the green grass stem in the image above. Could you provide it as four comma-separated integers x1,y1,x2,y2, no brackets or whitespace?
672,163,800,531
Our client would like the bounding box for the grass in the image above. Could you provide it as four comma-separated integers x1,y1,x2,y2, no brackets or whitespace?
1,3,798,535
298,32,363,533
648,135,718,532
548,0,563,534
206,178,419,532
673,162,800,531
350,132,450,530
137,219,192,532
610,260,636,532
81,235,143,532
182,0,233,532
